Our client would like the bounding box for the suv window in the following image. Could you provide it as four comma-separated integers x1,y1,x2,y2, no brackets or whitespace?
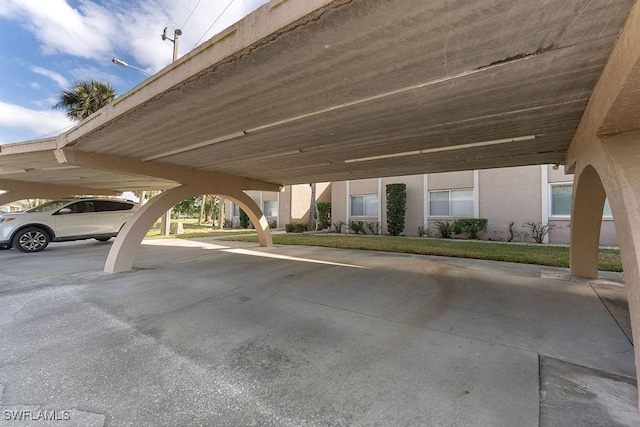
93,201,134,212
64,201,94,214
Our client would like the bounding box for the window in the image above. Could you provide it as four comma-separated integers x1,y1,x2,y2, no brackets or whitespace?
263,200,278,217
232,203,240,217
429,189,473,217
550,184,572,216
64,201,94,214
550,183,613,218
93,201,134,212
350,194,378,217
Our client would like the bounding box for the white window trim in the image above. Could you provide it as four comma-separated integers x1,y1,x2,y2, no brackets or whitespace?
349,193,379,217
427,188,475,218
548,182,572,219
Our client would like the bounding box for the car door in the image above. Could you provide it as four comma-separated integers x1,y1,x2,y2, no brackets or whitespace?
94,201,135,234
54,201,98,238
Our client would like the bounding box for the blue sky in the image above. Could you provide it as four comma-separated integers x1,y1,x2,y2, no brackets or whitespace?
0,0,268,145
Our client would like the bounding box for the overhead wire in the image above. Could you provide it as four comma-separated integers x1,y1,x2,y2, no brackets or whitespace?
193,0,235,48
180,0,203,31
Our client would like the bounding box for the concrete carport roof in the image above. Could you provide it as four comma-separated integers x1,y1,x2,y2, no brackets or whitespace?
0,0,633,188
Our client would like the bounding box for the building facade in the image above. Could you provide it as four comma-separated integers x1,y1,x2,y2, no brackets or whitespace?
330,165,617,246
225,183,331,228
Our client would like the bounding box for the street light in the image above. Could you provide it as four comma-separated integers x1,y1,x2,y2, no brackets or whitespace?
111,58,152,76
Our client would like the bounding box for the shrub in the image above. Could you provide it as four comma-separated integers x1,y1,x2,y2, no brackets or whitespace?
434,220,454,238
386,183,407,236
417,225,432,237
223,219,233,229
333,220,345,233
317,202,332,230
239,209,250,228
365,221,380,235
452,218,488,240
268,219,278,229
349,220,365,234
285,223,295,233
522,222,557,244
293,222,308,233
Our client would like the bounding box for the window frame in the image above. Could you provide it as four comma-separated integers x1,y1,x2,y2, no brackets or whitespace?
428,188,474,218
349,193,379,217
263,200,278,217
549,182,573,219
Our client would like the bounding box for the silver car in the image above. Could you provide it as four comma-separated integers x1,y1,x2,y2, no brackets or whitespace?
0,198,138,253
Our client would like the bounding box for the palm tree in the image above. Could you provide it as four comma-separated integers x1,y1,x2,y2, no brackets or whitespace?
53,80,117,121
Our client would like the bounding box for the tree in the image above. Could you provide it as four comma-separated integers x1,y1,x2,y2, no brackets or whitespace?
54,80,117,121
386,183,407,236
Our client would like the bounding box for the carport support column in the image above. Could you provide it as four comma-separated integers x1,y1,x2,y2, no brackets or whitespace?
104,185,272,273
569,166,607,279
0,192,27,208
568,132,640,400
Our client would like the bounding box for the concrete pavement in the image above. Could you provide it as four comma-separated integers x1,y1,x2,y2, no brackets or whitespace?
0,238,637,426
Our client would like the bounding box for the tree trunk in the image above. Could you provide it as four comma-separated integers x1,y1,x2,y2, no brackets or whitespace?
308,183,317,231
198,195,206,225
218,198,225,230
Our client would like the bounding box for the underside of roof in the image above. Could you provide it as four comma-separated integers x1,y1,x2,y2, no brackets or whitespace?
0,0,636,193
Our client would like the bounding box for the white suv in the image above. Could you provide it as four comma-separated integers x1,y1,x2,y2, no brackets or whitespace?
0,198,138,253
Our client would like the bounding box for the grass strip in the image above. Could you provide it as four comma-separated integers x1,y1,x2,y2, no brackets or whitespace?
221,234,622,272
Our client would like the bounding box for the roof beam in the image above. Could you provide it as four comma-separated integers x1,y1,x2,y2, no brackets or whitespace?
566,1,640,172
0,179,120,197
54,149,281,192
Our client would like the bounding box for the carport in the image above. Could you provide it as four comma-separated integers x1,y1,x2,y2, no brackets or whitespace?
2,0,640,408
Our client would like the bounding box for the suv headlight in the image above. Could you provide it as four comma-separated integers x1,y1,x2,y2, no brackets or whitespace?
0,217,15,223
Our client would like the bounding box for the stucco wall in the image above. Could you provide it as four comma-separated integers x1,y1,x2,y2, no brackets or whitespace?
349,178,378,195
429,171,473,190
331,181,347,227
479,165,541,241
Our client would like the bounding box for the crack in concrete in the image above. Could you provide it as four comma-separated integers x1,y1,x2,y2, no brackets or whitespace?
480,45,555,69
590,283,634,346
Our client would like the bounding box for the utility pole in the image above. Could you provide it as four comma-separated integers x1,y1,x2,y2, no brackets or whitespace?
159,26,183,235
162,27,182,62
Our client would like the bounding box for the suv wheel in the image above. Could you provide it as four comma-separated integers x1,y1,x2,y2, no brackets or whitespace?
12,227,50,253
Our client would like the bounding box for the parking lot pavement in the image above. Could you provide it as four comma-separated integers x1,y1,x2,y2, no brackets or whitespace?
0,238,637,426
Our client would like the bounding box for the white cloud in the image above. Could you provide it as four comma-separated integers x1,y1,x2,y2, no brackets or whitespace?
0,0,116,60
31,66,70,88
0,101,73,139
70,66,124,87
1,0,270,72
0,0,270,144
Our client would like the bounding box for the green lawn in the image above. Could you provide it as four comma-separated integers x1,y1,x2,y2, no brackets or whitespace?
145,218,257,239
222,234,622,272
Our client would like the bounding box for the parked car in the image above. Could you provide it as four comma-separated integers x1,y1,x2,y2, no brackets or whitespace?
0,198,138,253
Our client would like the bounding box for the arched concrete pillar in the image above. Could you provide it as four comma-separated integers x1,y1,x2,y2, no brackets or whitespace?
0,192,27,208
104,184,272,273
569,165,607,279
569,132,640,370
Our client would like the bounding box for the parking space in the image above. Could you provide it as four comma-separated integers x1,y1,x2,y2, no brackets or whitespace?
0,239,637,426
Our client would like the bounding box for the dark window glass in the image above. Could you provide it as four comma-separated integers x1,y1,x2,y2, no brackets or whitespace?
94,201,133,212
66,201,94,214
